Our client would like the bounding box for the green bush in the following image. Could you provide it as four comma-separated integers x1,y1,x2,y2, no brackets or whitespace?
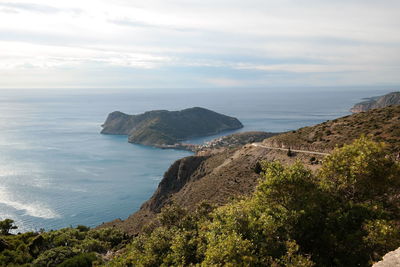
58,253,98,267
0,219,17,235
0,225,127,266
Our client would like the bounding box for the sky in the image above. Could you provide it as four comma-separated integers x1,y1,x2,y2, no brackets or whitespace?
0,0,399,89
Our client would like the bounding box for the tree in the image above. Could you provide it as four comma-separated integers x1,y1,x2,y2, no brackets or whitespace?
0,219,17,235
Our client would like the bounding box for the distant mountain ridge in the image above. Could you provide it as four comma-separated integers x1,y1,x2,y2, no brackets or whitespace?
101,107,243,146
350,92,400,113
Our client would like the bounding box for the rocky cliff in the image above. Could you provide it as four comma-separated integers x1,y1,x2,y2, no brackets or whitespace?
350,92,400,113
101,107,243,146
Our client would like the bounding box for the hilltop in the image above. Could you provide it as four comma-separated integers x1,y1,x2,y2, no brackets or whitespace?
101,107,243,146
350,91,400,113
263,105,400,154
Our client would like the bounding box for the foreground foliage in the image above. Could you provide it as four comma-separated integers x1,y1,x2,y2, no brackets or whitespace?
108,137,400,266
1,137,399,266
0,224,128,266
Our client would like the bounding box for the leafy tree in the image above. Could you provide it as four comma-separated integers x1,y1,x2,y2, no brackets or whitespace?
318,136,400,203
0,219,17,235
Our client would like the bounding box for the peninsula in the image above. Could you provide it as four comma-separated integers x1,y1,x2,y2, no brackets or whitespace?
101,107,243,147
350,91,400,113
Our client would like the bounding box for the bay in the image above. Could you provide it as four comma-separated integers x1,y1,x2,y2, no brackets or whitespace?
0,86,394,232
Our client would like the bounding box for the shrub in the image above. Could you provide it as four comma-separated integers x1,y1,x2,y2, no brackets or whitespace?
58,253,98,267
0,219,17,235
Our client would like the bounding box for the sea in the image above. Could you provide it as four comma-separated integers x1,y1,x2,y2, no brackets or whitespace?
0,86,396,232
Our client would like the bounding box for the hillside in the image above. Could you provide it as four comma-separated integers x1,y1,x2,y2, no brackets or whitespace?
263,105,400,153
3,107,400,266
107,138,400,266
4,137,400,266
350,91,400,113
99,145,321,234
100,105,400,234
101,107,243,146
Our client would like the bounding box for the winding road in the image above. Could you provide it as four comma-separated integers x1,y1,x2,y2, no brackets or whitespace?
250,143,330,156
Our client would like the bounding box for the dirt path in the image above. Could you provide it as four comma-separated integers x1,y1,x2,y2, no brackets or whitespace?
250,143,330,156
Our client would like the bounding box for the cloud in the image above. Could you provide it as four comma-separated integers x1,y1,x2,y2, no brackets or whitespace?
0,2,81,14
108,18,193,32
0,0,399,88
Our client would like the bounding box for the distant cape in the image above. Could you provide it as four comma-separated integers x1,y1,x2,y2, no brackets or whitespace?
350,92,400,113
101,107,243,146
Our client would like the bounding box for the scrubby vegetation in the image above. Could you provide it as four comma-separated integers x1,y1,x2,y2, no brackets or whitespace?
107,137,400,266
0,224,129,266
1,137,399,266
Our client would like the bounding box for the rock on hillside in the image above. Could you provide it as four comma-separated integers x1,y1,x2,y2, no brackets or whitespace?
101,107,243,146
350,92,400,113
373,247,400,267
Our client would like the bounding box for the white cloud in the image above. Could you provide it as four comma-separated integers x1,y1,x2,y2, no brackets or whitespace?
0,0,399,88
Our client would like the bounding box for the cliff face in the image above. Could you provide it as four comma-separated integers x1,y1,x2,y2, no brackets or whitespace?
350,92,400,113
144,155,209,213
101,107,243,146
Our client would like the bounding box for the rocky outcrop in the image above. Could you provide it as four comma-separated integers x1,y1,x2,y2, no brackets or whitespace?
101,107,243,146
350,92,400,113
373,247,400,267
143,155,209,213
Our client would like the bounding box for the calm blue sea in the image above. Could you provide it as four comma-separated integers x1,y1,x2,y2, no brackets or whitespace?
0,87,396,232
